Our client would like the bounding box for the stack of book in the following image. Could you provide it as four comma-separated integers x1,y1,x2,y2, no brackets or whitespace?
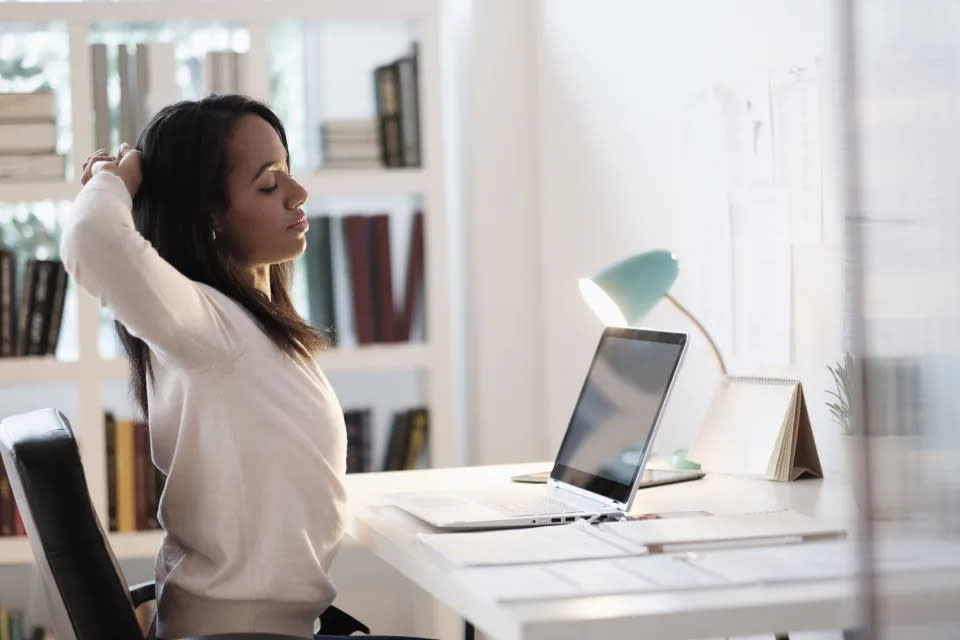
90,42,179,151
382,407,429,471
320,119,380,169
204,49,245,95
373,43,421,168
104,413,165,533
302,211,425,346
0,92,64,182
342,406,430,474
0,251,68,358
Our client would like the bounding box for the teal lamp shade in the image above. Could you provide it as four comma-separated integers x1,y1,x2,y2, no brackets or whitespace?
578,250,678,326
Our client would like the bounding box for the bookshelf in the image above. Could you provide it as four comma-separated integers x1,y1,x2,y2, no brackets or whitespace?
0,0,457,568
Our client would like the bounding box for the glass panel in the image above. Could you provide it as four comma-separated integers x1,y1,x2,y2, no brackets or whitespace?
0,22,71,179
269,19,418,173
844,1,960,637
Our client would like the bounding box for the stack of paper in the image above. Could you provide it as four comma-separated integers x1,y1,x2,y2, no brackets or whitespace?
597,509,845,552
418,509,845,566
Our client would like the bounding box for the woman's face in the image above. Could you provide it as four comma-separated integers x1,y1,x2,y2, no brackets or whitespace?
218,114,309,267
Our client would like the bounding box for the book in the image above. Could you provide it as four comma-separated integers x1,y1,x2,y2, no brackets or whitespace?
598,509,844,552
118,44,135,145
0,122,56,154
7,610,22,640
342,215,377,344
24,260,56,356
13,502,24,537
135,42,150,137
396,44,421,167
304,216,337,344
0,153,65,181
373,63,402,167
0,249,13,357
688,376,823,481
104,412,117,531
90,43,111,151
145,41,178,120
44,261,68,356
0,92,55,122
403,407,429,469
398,212,424,341
370,214,397,342
114,418,136,532
134,421,149,530
0,465,11,536
344,409,371,474
382,411,411,472
13,259,34,356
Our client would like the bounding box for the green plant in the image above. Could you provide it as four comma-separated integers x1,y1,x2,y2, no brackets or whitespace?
826,353,854,435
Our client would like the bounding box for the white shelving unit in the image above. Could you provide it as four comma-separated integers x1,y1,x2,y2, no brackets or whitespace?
0,0,457,567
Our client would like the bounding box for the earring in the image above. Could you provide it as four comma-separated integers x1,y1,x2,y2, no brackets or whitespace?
212,228,217,241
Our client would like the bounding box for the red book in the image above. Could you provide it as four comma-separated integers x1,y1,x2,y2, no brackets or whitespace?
13,503,25,536
370,214,397,342
134,421,149,531
398,212,424,341
342,215,377,344
0,465,12,535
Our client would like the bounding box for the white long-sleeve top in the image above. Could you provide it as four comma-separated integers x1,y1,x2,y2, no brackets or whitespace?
62,172,348,638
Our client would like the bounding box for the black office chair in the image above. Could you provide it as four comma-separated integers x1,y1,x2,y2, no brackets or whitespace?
0,408,431,640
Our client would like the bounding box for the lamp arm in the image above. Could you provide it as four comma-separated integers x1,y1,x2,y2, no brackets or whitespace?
663,294,728,376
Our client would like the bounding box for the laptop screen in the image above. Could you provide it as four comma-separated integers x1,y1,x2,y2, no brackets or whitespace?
551,327,686,505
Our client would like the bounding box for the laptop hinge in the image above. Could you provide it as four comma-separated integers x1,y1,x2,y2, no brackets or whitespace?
547,480,625,511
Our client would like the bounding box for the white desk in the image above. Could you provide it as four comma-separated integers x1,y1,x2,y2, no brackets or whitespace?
343,463,957,640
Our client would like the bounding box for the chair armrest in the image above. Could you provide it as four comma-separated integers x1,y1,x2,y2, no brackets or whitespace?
319,605,370,636
129,580,157,608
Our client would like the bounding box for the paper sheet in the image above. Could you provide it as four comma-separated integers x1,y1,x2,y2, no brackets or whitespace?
418,522,646,566
452,555,727,602
448,538,960,603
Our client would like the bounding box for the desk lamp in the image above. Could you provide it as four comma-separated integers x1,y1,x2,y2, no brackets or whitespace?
578,249,727,375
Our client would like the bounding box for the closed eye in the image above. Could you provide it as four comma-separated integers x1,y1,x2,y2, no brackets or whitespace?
259,185,278,194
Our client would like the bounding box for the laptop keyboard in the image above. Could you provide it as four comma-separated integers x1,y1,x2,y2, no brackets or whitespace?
477,490,584,517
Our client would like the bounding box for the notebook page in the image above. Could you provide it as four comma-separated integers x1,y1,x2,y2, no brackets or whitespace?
688,377,798,476
771,385,800,480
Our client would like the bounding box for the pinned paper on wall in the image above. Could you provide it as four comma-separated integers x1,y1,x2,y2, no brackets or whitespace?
771,62,824,243
731,188,793,366
680,87,734,357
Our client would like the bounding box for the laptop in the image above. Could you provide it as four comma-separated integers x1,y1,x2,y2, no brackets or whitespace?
387,326,691,530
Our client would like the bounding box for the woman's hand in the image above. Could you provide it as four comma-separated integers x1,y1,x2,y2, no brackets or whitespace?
81,142,142,199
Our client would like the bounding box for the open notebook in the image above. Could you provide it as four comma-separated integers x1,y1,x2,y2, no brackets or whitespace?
688,376,823,481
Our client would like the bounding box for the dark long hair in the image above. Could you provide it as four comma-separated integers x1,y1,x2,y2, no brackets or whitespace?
119,94,328,419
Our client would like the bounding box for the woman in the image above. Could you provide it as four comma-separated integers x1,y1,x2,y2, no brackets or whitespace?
65,95,385,639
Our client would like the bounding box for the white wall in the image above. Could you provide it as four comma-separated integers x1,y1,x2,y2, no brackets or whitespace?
527,0,846,468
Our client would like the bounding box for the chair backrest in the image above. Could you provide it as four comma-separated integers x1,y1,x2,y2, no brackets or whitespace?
0,408,143,640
